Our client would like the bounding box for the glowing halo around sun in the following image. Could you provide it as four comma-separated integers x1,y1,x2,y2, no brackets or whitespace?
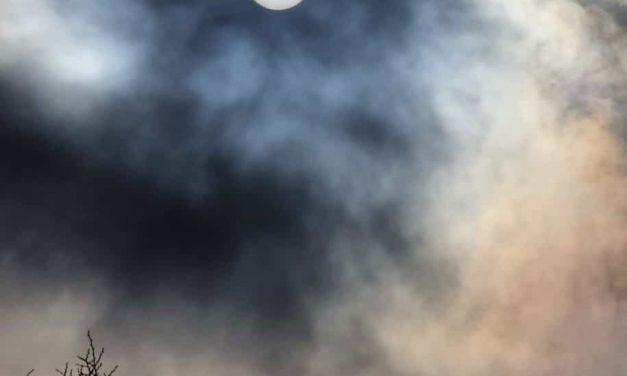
253,0,303,11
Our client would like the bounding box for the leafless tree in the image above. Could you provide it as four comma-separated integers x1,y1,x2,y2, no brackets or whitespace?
26,331,118,376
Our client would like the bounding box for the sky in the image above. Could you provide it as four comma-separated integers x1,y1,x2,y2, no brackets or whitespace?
0,0,626,375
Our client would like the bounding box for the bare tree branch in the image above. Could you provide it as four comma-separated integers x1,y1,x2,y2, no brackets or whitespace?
27,332,118,376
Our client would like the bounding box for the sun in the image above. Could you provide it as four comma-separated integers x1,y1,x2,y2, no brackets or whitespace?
253,0,303,11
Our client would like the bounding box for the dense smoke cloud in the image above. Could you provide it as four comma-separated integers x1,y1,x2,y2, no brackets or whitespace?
0,0,626,375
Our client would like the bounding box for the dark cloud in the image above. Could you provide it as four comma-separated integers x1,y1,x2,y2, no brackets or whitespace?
4,1,627,375
0,0,451,341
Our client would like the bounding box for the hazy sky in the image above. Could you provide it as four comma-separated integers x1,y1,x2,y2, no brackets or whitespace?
1,1,627,375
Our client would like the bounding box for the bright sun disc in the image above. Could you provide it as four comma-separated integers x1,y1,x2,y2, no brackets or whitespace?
254,0,303,11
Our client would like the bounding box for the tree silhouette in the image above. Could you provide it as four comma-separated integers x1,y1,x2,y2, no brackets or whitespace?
26,332,118,376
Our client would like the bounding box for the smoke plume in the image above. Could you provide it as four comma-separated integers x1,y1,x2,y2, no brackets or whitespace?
0,0,626,375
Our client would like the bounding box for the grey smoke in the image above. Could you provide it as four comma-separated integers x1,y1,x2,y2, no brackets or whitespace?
1,0,627,375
